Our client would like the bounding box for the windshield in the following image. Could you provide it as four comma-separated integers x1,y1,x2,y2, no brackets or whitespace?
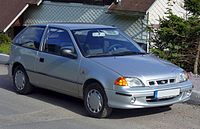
72,28,146,58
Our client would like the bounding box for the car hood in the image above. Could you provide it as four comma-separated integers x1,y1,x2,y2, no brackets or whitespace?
90,54,182,78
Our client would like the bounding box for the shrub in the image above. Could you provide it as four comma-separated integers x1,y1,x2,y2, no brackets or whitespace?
0,33,11,54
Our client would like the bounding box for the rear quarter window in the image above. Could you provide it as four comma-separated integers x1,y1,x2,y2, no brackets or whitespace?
13,26,45,50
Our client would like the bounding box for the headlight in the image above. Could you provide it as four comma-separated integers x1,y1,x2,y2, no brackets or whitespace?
177,71,189,83
114,77,144,87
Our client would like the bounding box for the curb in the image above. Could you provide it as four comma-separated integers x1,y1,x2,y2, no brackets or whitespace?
0,54,9,65
187,90,200,105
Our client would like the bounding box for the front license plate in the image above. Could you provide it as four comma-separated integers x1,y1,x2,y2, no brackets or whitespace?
155,89,180,99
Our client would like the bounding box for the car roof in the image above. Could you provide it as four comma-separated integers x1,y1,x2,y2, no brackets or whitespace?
31,23,116,30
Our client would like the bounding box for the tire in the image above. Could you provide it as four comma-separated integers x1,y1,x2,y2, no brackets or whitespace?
13,66,33,94
84,83,112,118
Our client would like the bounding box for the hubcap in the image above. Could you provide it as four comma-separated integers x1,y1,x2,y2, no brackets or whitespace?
14,70,25,90
87,89,103,113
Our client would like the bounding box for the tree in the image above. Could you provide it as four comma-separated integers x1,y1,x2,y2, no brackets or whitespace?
185,0,200,74
150,0,200,74
185,0,200,16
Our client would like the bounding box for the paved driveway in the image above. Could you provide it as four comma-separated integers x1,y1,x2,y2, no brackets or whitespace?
0,65,200,129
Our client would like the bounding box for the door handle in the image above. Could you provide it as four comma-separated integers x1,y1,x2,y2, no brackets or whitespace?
39,58,44,63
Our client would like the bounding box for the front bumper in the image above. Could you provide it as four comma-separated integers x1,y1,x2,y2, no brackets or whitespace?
105,81,193,109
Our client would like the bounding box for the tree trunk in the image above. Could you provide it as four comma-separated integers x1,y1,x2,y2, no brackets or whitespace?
194,40,200,74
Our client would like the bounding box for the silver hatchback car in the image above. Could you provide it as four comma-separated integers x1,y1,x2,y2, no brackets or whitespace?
9,24,193,118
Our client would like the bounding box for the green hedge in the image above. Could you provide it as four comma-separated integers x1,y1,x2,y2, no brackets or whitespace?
0,33,11,54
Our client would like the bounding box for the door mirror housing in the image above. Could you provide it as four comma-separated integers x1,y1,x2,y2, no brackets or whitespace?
61,47,77,59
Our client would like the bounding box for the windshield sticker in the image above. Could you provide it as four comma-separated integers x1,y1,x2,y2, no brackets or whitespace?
102,30,119,36
92,32,106,37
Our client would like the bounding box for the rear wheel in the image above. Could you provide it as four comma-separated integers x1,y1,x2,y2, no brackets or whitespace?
84,83,112,118
13,66,33,94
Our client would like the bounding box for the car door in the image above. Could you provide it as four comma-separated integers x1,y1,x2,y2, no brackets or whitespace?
11,26,45,86
34,27,80,96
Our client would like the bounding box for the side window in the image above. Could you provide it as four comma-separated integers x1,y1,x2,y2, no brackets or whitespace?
14,27,45,50
44,28,75,56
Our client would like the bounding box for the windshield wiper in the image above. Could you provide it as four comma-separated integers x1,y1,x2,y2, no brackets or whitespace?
85,51,147,58
85,53,111,58
112,51,146,56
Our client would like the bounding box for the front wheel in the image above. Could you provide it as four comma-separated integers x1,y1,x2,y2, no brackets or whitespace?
84,83,112,118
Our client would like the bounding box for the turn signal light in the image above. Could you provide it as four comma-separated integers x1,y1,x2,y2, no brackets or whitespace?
114,77,128,86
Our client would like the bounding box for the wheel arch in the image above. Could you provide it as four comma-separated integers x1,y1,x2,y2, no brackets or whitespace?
12,62,25,75
83,78,105,97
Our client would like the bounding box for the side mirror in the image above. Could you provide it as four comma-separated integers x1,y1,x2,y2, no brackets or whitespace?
61,47,77,59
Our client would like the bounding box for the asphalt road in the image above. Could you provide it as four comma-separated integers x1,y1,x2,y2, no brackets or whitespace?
0,65,200,129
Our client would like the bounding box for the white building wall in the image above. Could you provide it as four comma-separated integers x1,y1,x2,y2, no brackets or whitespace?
147,0,186,25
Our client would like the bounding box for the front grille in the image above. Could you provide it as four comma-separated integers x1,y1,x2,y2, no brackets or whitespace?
148,78,176,86
157,80,168,85
170,79,175,83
